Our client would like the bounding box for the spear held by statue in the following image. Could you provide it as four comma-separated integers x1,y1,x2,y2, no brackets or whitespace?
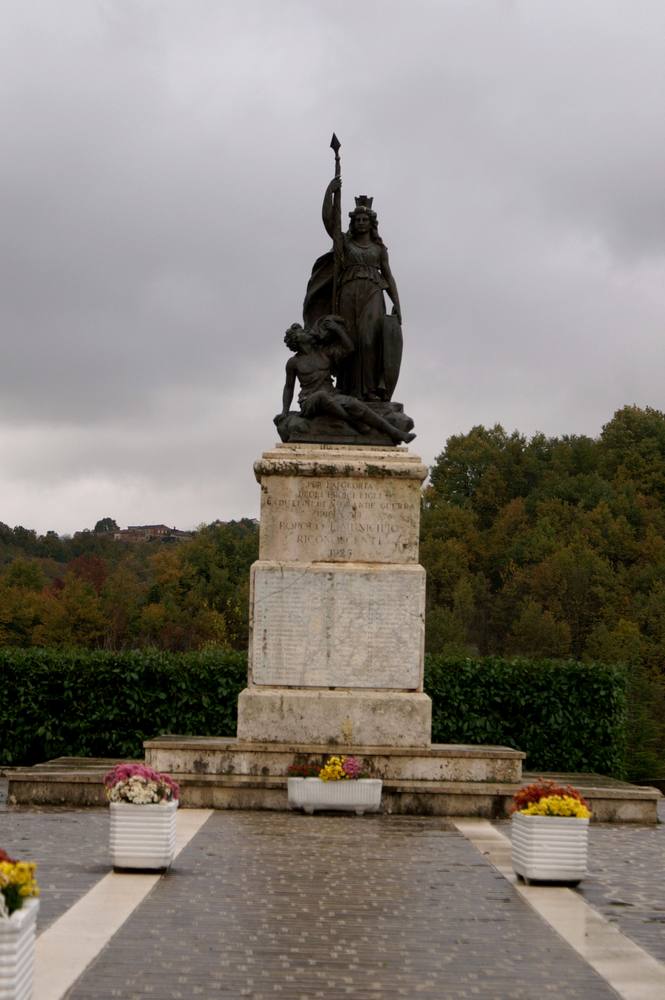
330,132,342,313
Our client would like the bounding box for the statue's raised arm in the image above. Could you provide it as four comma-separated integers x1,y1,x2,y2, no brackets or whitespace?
322,177,340,241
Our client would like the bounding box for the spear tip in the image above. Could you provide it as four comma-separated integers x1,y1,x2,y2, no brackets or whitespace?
330,132,341,153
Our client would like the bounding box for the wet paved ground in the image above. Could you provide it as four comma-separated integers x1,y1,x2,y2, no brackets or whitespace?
581,812,665,964
0,809,110,931
64,813,620,999
0,801,663,998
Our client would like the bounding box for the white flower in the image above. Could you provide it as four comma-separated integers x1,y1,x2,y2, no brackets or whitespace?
107,773,173,804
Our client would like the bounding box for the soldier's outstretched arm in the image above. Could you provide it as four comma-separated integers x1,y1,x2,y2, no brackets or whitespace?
281,360,297,415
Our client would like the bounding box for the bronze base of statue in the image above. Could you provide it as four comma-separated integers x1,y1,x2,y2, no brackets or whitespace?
275,401,415,447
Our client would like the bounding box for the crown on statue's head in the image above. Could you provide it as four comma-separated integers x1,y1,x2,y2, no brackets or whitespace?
354,195,373,210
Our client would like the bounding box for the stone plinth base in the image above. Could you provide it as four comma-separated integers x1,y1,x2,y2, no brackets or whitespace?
236,687,432,747
7,751,662,822
246,444,429,746
145,736,523,782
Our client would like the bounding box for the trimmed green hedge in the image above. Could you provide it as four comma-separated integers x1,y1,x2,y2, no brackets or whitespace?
0,648,246,766
425,655,627,778
0,649,627,777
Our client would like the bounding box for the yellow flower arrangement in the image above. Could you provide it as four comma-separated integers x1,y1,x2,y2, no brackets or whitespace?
318,756,347,781
288,754,368,781
520,795,591,819
0,852,40,917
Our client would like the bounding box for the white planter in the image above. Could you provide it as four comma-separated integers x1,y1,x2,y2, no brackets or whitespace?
511,812,589,884
0,898,39,1000
109,800,178,870
288,777,382,815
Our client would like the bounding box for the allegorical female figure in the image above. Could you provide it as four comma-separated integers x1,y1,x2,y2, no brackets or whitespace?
303,176,403,402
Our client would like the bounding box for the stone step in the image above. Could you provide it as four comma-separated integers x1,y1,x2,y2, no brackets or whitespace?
4,756,661,822
144,735,525,783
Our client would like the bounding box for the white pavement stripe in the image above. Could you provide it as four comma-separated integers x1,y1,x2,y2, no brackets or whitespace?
453,818,665,1000
33,808,213,1000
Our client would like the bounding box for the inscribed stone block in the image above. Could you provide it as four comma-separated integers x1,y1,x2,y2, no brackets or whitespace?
249,561,425,690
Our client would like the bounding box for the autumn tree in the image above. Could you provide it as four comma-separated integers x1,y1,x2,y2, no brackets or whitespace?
422,407,665,776
94,517,119,533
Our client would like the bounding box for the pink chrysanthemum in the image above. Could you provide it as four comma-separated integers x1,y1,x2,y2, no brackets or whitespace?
341,756,361,779
103,762,179,800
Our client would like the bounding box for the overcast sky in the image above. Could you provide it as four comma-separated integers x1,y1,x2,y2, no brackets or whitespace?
2,0,665,535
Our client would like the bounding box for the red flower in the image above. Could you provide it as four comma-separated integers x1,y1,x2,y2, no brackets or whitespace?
512,779,589,813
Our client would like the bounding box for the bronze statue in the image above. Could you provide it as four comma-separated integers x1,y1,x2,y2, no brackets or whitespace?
275,135,414,446
275,316,415,446
303,135,403,403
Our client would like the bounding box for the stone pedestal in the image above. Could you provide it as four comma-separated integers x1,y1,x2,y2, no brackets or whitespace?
133,440,530,812
236,444,430,747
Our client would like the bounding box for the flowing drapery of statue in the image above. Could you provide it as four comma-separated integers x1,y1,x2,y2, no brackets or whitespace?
274,134,416,446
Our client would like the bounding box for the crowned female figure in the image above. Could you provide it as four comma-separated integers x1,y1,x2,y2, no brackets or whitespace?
303,172,403,402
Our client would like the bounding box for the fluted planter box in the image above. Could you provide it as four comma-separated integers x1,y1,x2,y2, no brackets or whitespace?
287,778,382,815
0,898,39,1000
511,813,589,884
109,800,178,871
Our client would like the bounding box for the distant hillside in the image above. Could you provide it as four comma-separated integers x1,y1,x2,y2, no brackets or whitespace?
0,518,258,652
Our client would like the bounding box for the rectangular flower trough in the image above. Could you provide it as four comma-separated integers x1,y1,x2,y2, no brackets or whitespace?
0,898,39,1000
287,777,382,815
511,812,589,884
109,800,178,870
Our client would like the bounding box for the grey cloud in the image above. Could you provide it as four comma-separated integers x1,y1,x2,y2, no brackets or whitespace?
2,0,665,533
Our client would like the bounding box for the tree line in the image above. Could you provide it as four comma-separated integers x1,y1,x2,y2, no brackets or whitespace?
0,518,257,652
3,404,665,667
422,406,665,664
421,404,665,775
